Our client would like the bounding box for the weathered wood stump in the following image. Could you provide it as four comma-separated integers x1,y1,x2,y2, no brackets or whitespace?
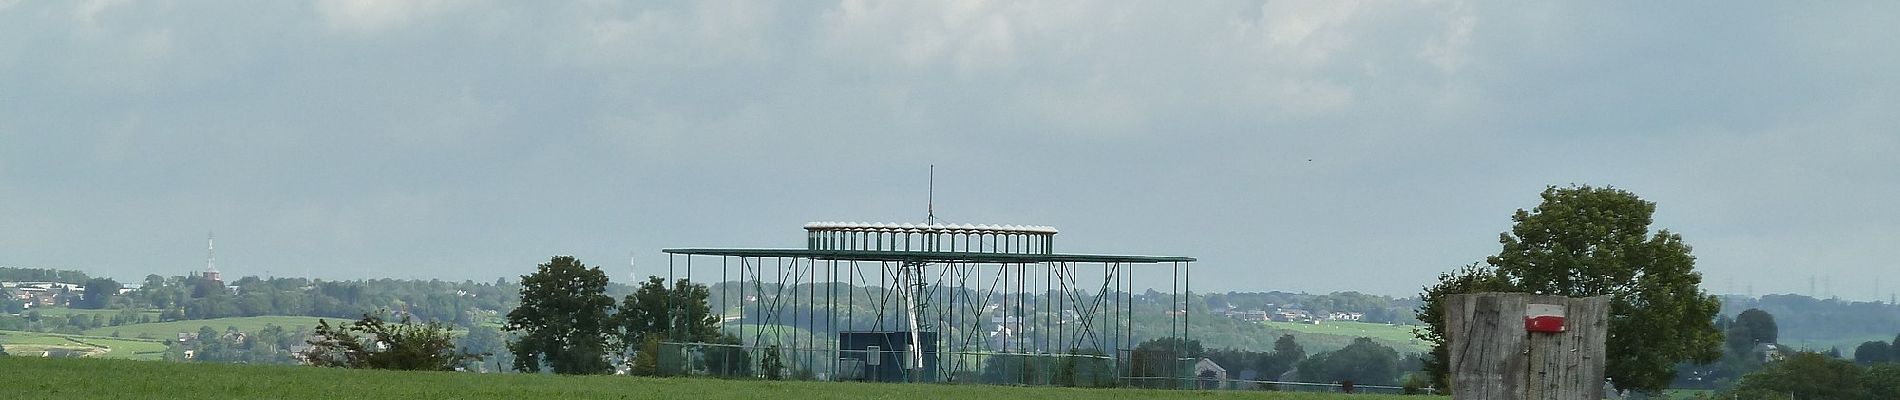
1445,293,1610,399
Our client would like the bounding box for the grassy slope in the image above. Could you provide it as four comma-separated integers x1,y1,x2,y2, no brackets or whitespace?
81,316,331,338
0,357,1429,400
1257,321,1424,350
28,307,163,320
0,330,167,360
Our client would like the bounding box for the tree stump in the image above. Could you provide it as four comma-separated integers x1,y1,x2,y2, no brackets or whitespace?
1445,293,1610,399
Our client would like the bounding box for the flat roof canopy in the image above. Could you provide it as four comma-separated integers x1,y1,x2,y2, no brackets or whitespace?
662,248,1195,264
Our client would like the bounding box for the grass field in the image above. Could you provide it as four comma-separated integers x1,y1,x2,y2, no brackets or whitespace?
27,307,163,321
80,316,332,339
0,357,1433,400
1258,321,1426,352
0,330,167,360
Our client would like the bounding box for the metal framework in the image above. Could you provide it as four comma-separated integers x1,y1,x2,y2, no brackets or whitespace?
660,222,1194,385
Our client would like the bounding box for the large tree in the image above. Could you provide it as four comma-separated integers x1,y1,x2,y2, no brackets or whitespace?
1255,333,1305,381
1727,308,1778,355
1296,337,1402,386
1417,185,1723,393
617,276,718,376
79,277,121,309
506,256,616,374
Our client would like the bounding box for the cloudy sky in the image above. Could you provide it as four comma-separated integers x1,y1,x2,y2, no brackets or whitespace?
3,1,1896,297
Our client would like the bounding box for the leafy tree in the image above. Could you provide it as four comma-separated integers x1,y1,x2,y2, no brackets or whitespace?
1417,186,1722,393
1257,333,1305,381
761,344,786,380
631,336,663,376
701,334,753,378
79,277,121,309
1128,337,1204,388
1868,364,1900,400
303,311,481,371
1725,352,1869,399
1727,309,1778,355
1295,337,1401,386
617,276,718,346
1856,341,1893,365
1892,333,1900,363
506,256,615,374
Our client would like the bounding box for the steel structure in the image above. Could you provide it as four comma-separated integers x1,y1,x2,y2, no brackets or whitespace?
661,221,1194,385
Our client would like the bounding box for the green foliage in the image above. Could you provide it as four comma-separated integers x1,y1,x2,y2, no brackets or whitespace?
1727,309,1778,355
455,325,512,372
79,278,122,310
617,276,719,349
1856,341,1893,365
630,336,661,376
1127,337,1203,388
303,311,480,371
506,256,615,375
1296,337,1401,386
700,334,752,378
0,267,89,283
1260,334,1305,381
760,344,785,380
1725,352,1870,399
1417,185,1723,393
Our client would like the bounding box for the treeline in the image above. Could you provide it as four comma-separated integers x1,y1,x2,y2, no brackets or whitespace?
1720,294,1900,345
1205,291,1422,325
0,267,90,283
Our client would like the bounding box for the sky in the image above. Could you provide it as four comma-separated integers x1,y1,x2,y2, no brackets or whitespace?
2,1,1897,298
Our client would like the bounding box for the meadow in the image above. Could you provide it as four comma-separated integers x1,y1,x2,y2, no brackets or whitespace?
1256,321,1426,352
0,330,167,360
79,315,332,338
0,357,1433,400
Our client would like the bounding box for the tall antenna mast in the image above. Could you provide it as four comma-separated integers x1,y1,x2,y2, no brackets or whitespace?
927,165,936,225
207,232,217,273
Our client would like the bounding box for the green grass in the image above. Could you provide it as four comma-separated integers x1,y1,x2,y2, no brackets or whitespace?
0,330,168,360
1257,321,1427,352
0,357,1432,400
81,316,333,338
27,307,163,320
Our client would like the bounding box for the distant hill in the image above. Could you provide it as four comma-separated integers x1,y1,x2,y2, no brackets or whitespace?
1719,294,1900,353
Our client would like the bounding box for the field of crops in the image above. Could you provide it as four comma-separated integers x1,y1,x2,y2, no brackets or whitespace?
0,357,1435,400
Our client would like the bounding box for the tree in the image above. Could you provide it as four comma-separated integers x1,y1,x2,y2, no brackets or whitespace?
617,276,718,346
1417,186,1723,393
506,256,616,374
1868,364,1900,400
1856,341,1894,365
1892,333,1900,363
1296,337,1401,386
761,344,786,380
1727,309,1778,355
702,334,753,378
1725,352,1870,399
79,277,121,309
302,311,481,371
1128,337,1204,388
1255,334,1304,381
